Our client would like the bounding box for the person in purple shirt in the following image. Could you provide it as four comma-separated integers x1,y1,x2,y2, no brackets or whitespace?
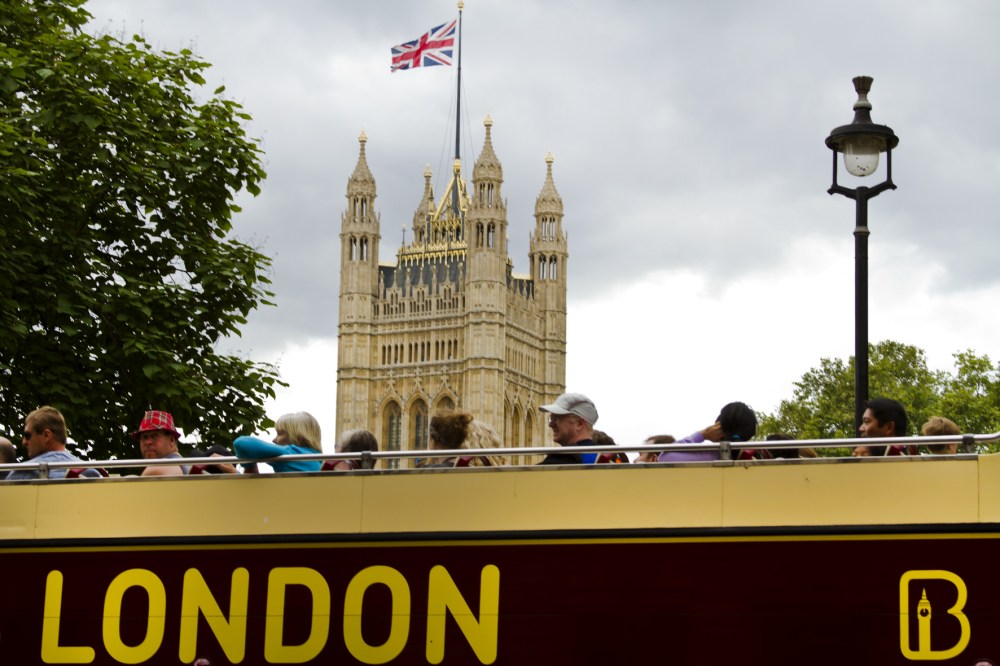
658,402,757,462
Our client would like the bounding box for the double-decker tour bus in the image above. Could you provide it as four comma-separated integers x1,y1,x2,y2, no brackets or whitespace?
2,433,999,665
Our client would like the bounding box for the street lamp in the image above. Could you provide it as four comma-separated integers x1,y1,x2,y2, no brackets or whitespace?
825,75,899,436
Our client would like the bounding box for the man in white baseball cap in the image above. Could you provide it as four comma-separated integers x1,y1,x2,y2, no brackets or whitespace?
538,392,599,464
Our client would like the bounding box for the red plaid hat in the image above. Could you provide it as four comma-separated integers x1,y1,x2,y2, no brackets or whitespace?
132,410,181,440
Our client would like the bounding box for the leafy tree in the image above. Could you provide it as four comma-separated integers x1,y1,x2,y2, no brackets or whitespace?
760,341,1000,451
0,0,281,459
761,341,943,439
939,350,1000,436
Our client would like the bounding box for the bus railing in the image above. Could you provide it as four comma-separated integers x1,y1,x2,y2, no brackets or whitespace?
2,431,999,479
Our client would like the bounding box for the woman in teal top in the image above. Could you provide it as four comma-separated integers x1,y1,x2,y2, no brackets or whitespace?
233,411,323,472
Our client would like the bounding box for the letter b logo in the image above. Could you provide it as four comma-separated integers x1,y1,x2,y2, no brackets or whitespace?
899,570,970,660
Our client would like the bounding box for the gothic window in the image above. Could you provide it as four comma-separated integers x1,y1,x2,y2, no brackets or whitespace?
350,237,357,261
476,223,484,247
487,184,494,207
436,396,455,412
549,257,558,280
511,406,521,447
383,402,402,470
360,237,368,261
411,399,428,452
487,223,495,248
539,257,547,280
525,413,533,448
360,198,367,218
548,220,555,239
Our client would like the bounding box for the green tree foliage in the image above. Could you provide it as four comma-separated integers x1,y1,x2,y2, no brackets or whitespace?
760,341,1000,448
0,0,281,458
939,351,1000,437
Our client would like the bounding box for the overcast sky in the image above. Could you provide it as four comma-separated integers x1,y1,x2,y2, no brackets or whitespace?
86,0,1000,450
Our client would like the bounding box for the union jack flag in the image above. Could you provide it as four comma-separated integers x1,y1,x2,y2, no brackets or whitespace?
390,20,457,72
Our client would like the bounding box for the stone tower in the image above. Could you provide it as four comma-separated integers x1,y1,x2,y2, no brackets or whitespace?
336,131,381,431
335,118,567,465
529,153,568,401
463,115,508,432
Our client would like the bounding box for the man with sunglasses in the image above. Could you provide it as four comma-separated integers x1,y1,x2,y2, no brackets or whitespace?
6,406,94,480
538,392,600,465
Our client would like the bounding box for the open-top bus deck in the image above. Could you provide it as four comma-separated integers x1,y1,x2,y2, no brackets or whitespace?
2,441,999,664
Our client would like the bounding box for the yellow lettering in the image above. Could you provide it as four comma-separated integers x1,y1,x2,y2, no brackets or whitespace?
264,567,330,663
41,570,96,664
426,565,499,665
179,568,249,664
343,565,410,664
102,569,166,664
900,569,970,660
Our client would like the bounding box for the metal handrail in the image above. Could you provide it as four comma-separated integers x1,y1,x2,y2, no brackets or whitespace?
2,432,998,478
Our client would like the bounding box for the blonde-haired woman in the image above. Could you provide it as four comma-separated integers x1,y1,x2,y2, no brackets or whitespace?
233,411,322,472
461,419,507,467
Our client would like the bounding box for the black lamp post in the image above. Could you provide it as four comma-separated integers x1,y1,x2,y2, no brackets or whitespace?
825,76,899,436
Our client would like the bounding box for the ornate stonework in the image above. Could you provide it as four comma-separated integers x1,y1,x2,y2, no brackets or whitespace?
336,119,567,466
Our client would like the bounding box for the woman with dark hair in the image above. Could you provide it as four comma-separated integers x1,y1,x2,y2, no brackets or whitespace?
657,402,757,462
328,429,379,471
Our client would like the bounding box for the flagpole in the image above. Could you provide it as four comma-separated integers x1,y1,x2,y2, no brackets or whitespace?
453,1,463,218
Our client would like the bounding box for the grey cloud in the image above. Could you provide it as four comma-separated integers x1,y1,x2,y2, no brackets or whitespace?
83,0,1000,365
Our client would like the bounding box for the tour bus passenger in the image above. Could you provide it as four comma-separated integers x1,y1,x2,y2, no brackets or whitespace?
763,432,797,459
921,416,961,455
853,398,909,457
592,430,628,463
0,436,16,480
461,420,507,467
636,435,674,463
133,410,189,476
425,412,507,467
538,392,599,464
189,444,239,474
658,402,757,462
7,406,98,480
233,412,322,473
425,411,473,467
329,429,379,470
761,432,820,458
